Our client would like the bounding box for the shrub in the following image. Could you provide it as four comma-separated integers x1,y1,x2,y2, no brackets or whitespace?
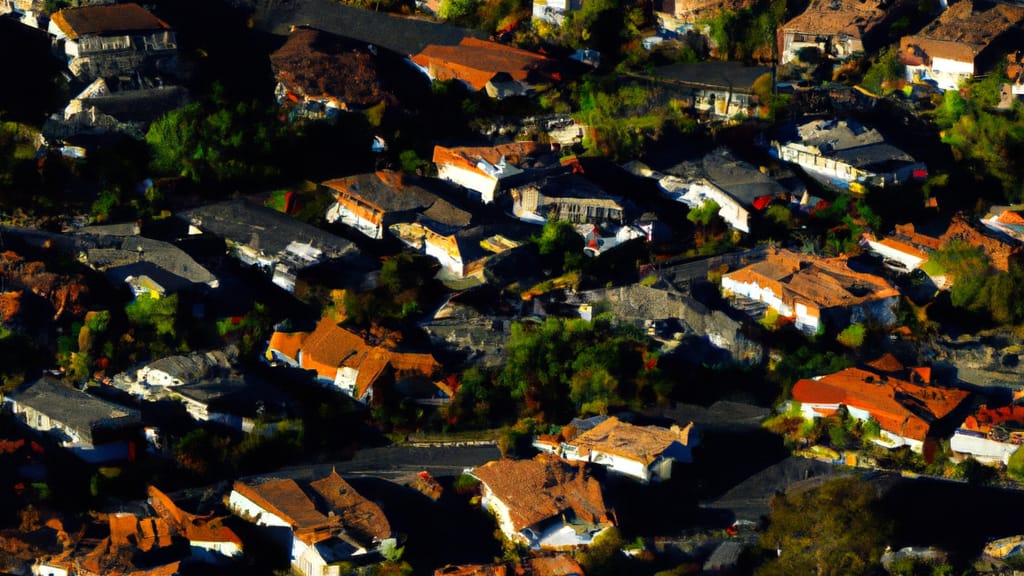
836,323,866,348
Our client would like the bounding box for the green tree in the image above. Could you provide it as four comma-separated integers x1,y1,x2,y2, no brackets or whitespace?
687,200,721,226
1007,445,1024,481
437,0,478,20
758,476,892,576
534,219,585,275
931,240,989,309
861,46,905,95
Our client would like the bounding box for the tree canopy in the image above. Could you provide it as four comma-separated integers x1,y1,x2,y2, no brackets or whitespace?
758,475,893,576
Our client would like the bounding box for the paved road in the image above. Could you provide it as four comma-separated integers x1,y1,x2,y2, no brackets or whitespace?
252,0,486,54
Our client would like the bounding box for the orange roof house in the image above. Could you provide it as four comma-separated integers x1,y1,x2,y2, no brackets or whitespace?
410,37,559,97
940,212,1021,272
265,316,441,402
778,0,913,64
433,142,561,204
230,470,393,575
899,0,1024,91
322,171,439,239
721,248,899,333
435,555,584,576
951,403,1024,465
791,365,970,453
470,453,613,550
554,416,698,483
147,486,243,560
47,3,178,81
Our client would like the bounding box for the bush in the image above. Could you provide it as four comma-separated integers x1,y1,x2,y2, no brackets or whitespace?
1008,446,1024,481
836,323,866,348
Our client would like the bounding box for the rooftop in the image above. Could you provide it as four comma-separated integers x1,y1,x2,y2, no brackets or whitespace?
7,377,140,440
961,404,1024,432
901,0,1024,62
411,37,557,91
271,27,385,108
322,171,437,214
51,3,170,40
940,212,1021,272
781,0,901,38
792,366,970,441
178,200,358,261
471,453,611,533
308,469,391,544
233,476,329,529
568,416,696,465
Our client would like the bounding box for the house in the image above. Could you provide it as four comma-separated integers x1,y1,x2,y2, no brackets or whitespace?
654,0,755,35
410,37,560,97
47,3,178,82
545,416,699,483
512,175,626,225
420,289,515,367
228,469,393,576
899,0,1024,91
773,118,928,191
177,200,362,293
469,453,614,549
790,365,970,453
982,205,1024,244
532,0,581,25
950,404,1024,465
861,224,939,276
721,247,899,333
778,0,912,64
433,142,568,204
651,62,772,119
940,212,1021,272
134,349,233,390
271,26,392,123
78,233,219,298
43,75,190,143
323,171,439,239
266,316,441,402
36,511,184,576
148,485,244,563
655,148,792,233
3,377,141,463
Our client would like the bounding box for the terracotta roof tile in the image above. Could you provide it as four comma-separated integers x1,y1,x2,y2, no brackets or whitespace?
232,477,328,529
940,213,1021,272
792,366,970,441
962,404,1024,433
568,416,694,465
525,555,586,576
782,0,900,39
309,469,391,545
51,3,170,40
412,37,556,91
471,453,612,533
900,1,1024,63
432,142,544,172
435,564,509,576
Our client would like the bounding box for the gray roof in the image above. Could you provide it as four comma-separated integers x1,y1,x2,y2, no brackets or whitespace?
7,378,140,440
177,200,358,260
84,235,217,287
652,62,771,92
146,350,230,383
667,148,789,207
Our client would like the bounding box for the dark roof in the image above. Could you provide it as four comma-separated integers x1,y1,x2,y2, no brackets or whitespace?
177,200,357,260
421,198,473,228
271,27,385,108
84,235,217,287
652,62,771,92
51,3,170,39
83,85,190,124
257,0,486,56
7,378,140,440
322,171,436,213
830,142,918,171
664,148,789,206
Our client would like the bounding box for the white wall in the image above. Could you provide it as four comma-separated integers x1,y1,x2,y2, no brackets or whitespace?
950,430,1019,465
228,490,291,528
437,164,499,203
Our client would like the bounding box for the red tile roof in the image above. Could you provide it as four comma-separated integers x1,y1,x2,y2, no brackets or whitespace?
432,142,544,173
309,469,391,544
471,453,612,533
411,37,555,91
781,0,900,39
148,486,242,547
568,416,695,465
792,366,970,442
271,316,441,399
961,404,1024,433
940,213,1020,272
51,3,170,40
232,477,329,529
